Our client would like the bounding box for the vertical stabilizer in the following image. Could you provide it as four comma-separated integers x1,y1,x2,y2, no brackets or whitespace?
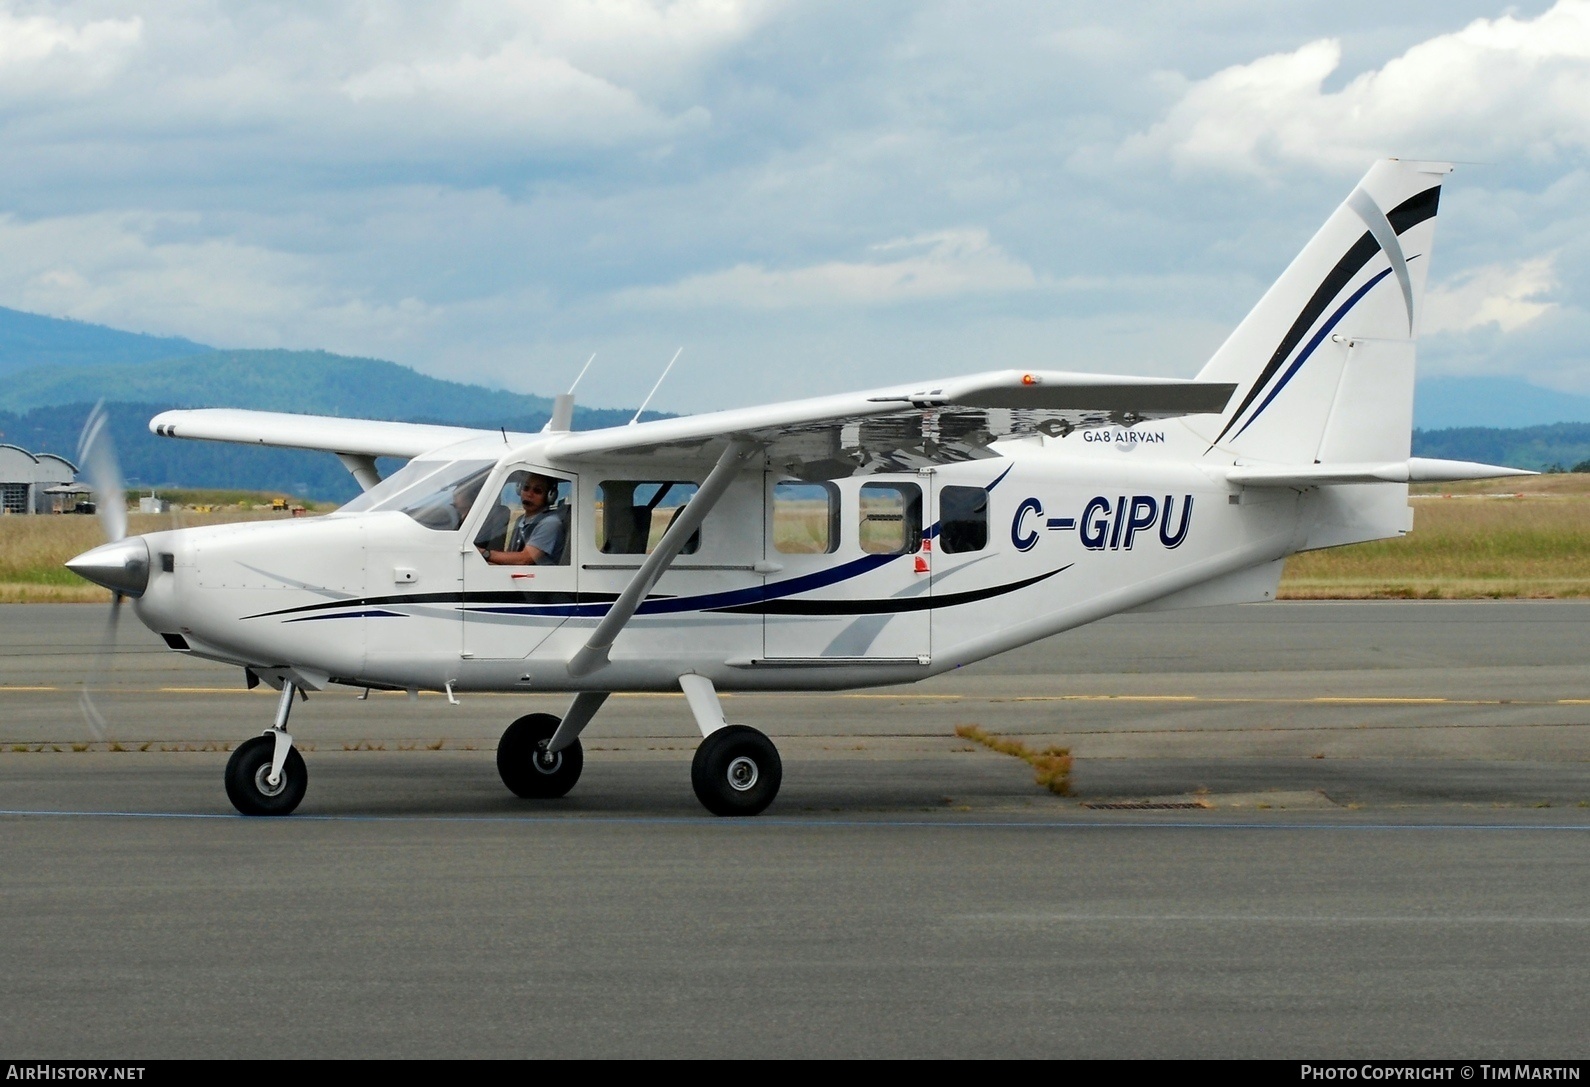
1191,159,1450,465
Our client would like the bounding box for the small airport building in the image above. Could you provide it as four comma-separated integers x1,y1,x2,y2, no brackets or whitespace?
0,444,81,514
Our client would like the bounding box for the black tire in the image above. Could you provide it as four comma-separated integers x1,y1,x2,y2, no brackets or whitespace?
691,725,782,816
497,713,583,799
224,734,307,816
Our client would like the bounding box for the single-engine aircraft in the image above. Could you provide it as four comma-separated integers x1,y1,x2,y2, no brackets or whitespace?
68,159,1529,817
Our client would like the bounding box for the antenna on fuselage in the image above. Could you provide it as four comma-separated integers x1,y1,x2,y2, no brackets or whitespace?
543,352,597,434
630,347,682,426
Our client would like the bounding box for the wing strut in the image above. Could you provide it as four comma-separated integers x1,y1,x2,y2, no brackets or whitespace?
336,453,382,491
567,439,759,678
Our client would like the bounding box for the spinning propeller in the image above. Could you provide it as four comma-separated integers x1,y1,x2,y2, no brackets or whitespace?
65,402,147,739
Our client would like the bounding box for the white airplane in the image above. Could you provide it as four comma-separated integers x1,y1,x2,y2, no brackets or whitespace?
67,159,1528,817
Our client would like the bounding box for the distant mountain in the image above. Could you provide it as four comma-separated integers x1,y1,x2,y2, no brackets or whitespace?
0,307,661,500
1415,377,1590,430
0,348,562,419
0,306,209,378
0,398,639,502
1413,423,1590,473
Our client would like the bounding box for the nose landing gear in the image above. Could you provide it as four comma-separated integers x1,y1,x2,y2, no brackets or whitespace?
225,681,307,816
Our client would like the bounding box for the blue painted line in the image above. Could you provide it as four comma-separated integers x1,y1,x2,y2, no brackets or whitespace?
2,809,1587,831
286,609,406,622
1047,517,1075,530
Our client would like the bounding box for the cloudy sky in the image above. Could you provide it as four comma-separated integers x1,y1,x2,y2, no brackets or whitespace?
0,0,1582,413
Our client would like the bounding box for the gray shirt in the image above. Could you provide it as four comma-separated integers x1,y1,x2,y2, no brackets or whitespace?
509,507,563,564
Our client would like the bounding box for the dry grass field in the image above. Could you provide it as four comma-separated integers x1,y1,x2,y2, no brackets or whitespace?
2,474,1584,602
1279,473,1590,599
0,509,314,602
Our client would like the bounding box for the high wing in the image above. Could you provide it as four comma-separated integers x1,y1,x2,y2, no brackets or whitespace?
149,408,505,459
150,370,1236,481
545,369,1236,478
148,408,516,489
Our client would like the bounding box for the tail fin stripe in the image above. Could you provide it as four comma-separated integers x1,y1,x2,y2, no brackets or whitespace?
1230,266,1393,442
1212,233,1379,444
1348,188,1414,331
1386,185,1440,233
1212,183,1442,447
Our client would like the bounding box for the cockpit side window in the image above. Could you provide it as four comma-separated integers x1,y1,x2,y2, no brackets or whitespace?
472,468,573,564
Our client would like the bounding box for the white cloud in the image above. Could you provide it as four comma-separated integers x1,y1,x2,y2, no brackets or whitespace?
1423,256,1560,335
0,9,139,97
1127,0,1590,173
0,211,440,353
617,229,1039,309
341,42,698,145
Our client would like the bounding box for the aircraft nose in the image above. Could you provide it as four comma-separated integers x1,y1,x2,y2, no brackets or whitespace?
66,537,151,599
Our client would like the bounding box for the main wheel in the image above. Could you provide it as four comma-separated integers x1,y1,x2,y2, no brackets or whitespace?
497,713,583,799
691,725,782,816
224,734,307,816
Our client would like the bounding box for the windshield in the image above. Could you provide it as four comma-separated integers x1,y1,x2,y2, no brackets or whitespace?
337,458,497,531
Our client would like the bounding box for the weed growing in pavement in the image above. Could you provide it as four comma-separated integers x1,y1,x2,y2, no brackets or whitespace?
954,723,1072,795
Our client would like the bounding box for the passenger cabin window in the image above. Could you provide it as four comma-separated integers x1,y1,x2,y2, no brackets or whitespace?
772,481,839,555
859,482,922,555
596,481,701,555
939,485,989,554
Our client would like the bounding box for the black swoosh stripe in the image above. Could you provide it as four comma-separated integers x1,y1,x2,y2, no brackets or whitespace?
1212,184,1442,446
247,589,629,620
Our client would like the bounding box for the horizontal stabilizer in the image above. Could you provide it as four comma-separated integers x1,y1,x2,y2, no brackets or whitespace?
150,409,507,460
1224,458,1535,487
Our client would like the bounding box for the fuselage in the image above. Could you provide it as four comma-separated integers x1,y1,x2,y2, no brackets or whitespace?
122,419,1328,697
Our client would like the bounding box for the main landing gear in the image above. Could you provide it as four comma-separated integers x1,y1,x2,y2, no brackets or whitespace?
492,678,783,816
497,713,584,798
690,724,781,817
681,674,781,816
225,680,307,816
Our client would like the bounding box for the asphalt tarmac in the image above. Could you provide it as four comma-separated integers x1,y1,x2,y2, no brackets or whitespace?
1,602,1587,1058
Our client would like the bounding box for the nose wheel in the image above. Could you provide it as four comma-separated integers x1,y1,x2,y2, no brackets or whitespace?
691,725,782,816
225,734,307,816
498,712,584,799
225,680,307,816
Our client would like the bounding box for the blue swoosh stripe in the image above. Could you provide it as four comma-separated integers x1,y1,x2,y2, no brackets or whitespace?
1231,266,1393,440
465,552,900,619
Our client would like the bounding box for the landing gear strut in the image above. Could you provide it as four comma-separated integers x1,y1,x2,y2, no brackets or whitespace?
680,673,782,816
225,681,307,816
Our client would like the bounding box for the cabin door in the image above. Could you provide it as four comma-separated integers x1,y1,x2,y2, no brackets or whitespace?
461,468,579,660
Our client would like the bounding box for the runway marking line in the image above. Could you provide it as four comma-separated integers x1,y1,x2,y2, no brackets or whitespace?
2,687,1588,709
2,808,1590,832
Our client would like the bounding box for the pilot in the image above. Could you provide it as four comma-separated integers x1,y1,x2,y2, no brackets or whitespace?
479,474,564,565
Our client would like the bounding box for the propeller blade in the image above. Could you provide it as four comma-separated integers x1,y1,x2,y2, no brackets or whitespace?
78,592,124,742
76,400,126,543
